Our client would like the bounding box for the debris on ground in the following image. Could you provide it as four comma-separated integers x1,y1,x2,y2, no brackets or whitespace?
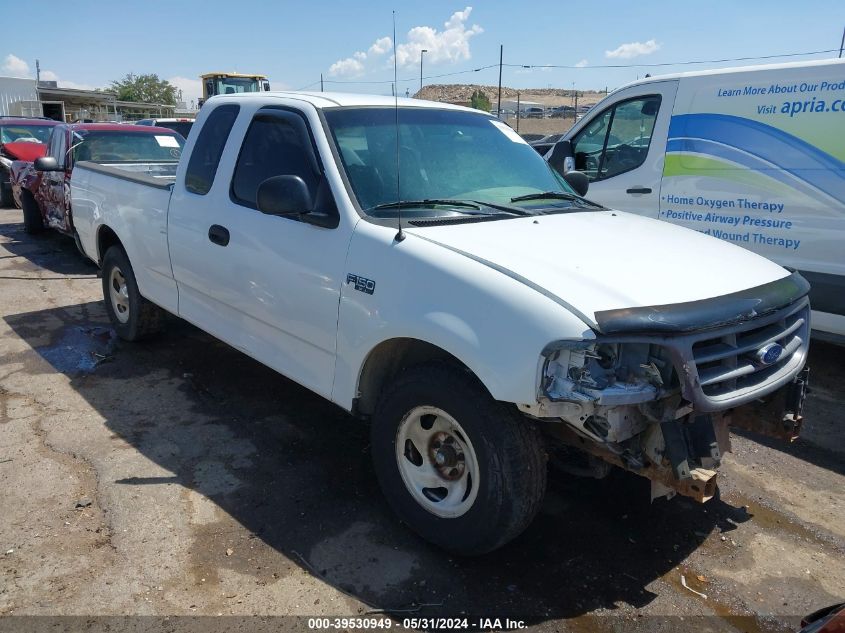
681,574,708,600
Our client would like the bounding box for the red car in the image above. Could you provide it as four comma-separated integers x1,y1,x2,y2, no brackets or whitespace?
13,122,184,240
0,116,59,208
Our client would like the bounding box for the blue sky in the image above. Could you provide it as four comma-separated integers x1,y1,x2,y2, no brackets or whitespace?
2,0,843,105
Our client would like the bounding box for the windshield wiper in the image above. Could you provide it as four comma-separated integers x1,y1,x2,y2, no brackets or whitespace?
466,200,532,216
511,191,583,203
369,198,531,217
370,199,484,212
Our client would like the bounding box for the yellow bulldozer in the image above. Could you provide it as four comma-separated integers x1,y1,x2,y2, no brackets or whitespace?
198,72,271,107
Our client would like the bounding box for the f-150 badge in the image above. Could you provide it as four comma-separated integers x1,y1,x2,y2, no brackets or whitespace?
346,273,375,295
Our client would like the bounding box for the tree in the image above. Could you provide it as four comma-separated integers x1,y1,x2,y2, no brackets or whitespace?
110,73,178,105
470,89,491,112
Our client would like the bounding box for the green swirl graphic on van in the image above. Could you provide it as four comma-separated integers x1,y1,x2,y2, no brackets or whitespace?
665,113,845,205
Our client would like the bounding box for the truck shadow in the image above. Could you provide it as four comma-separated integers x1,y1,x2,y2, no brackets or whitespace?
0,217,97,277
6,301,758,622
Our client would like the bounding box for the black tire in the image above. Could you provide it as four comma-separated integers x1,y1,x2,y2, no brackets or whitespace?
101,246,165,341
0,181,14,209
371,363,547,555
20,190,44,234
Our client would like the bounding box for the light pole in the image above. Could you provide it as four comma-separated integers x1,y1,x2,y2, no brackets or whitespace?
420,49,428,96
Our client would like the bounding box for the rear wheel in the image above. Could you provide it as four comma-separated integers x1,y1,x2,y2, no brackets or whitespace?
20,190,44,234
371,363,547,555
101,246,165,341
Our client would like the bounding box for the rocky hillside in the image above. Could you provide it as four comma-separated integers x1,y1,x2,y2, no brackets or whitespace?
415,84,607,105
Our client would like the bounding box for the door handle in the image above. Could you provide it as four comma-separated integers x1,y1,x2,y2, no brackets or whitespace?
626,187,652,194
208,224,230,246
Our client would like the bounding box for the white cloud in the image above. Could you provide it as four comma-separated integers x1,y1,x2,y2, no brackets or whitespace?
56,80,99,91
394,7,483,68
368,36,392,56
167,75,203,107
329,35,394,77
605,39,660,59
328,7,482,78
329,56,366,78
574,59,589,68
2,53,31,77
2,58,99,90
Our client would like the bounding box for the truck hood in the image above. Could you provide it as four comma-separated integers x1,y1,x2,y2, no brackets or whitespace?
405,210,790,328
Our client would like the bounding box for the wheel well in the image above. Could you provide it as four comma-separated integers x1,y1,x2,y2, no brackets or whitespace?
355,338,475,417
97,226,123,265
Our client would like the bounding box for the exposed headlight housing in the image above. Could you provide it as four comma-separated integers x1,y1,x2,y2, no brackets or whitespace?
541,340,673,406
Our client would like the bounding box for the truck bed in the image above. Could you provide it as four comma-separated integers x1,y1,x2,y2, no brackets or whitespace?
71,160,178,313
75,160,178,187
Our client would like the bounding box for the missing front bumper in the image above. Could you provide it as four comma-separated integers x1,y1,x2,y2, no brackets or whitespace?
728,367,809,442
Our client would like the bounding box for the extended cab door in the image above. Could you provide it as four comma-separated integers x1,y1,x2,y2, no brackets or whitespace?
167,103,350,399
564,80,678,215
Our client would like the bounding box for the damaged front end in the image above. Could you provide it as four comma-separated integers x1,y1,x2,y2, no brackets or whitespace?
527,273,812,502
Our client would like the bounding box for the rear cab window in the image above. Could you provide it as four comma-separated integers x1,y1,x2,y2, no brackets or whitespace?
184,105,240,195
71,130,184,164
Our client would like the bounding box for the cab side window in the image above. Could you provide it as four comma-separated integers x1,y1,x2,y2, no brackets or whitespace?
185,104,239,195
231,112,319,209
572,95,661,181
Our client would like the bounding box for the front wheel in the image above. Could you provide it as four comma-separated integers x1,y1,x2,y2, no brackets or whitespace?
371,363,547,555
20,190,44,234
101,246,165,341
0,182,14,209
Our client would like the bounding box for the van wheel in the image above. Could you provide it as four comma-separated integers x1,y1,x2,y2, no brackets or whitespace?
20,190,44,234
371,363,547,555
101,246,165,341
0,182,14,209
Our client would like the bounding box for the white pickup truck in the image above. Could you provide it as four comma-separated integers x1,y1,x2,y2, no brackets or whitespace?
70,92,810,555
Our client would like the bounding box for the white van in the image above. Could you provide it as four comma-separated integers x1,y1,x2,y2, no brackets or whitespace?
547,59,845,340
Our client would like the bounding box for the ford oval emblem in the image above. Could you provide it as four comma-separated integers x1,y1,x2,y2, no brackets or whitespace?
756,343,784,366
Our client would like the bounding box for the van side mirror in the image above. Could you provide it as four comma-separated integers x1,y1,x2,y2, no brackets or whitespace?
256,175,313,216
263,81,271,91
563,170,589,197
548,139,574,175
34,156,61,172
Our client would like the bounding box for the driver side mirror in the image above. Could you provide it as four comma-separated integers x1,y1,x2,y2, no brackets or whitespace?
563,170,589,197
204,80,214,96
262,81,271,91
548,139,573,175
34,156,61,172
256,175,314,216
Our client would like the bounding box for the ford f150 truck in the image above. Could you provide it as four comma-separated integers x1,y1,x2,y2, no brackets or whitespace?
69,92,810,555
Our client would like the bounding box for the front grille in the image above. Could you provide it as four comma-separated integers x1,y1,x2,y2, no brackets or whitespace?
686,299,809,408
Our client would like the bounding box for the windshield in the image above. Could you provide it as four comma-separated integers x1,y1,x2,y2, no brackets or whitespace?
324,107,577,217
0,124,54,144
71,130,184,163
214,77,261,95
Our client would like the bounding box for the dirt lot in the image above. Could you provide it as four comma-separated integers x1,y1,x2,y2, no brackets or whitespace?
0,206,843,632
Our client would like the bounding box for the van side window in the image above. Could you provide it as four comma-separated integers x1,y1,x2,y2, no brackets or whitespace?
230,113,320,210
572,95,661,181
184,104,239,195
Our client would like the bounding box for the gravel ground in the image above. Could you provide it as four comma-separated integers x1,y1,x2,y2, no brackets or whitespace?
0,206,843,632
